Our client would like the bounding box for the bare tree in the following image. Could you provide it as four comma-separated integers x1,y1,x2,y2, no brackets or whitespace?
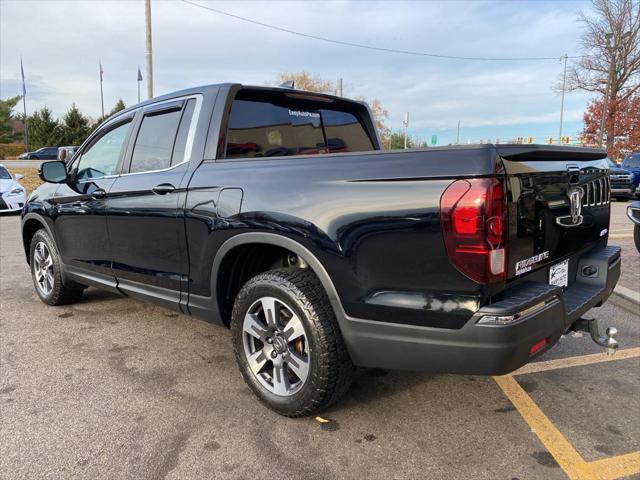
567,0,640,150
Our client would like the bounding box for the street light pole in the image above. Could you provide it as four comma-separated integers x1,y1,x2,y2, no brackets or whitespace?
145,0,154,99
403,112,409,149
598,33,614,148
558,54,568,144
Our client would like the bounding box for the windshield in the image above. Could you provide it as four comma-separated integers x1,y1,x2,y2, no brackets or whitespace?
607,159,619,169
623,154,640,168
0,167,11,179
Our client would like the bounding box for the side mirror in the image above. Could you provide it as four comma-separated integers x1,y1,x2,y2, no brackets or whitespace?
39,161,69,183
15,173,24,181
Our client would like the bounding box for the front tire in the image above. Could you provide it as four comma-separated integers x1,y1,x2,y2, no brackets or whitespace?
231,268,353,417
634,225,640,254
30,229,84,305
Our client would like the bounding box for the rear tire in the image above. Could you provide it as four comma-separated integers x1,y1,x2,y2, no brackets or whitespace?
231,268,353,417
30,229,84,305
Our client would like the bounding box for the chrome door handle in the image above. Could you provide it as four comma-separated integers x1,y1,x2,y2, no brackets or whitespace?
91,189,107,199
152,183,176,195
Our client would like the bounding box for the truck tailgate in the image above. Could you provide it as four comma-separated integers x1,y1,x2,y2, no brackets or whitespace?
497,145,610,281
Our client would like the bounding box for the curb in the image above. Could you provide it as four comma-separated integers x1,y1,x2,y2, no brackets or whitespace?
614,285,640,305
609,285,640,314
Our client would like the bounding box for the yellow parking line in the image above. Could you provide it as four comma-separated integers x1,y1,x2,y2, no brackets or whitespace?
589,452,640,480
494,375,598,479
509,348,640,376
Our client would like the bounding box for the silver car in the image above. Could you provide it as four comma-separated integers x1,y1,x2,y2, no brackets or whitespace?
0,164,26,213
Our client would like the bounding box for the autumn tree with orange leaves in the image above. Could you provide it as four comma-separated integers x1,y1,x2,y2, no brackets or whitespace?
567,0,640,154
582,95,640,159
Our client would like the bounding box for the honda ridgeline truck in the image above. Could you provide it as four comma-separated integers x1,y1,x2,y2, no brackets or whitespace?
23,84,620,416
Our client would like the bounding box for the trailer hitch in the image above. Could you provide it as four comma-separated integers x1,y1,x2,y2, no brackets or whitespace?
570,318,619,356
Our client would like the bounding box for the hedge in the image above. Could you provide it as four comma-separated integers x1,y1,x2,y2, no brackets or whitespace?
0,144,26,159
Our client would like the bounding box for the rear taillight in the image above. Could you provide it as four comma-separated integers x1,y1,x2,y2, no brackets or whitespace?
440,177,507,284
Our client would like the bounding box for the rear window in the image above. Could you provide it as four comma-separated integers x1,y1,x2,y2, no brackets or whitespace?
623,154,640,168
225,90,374,159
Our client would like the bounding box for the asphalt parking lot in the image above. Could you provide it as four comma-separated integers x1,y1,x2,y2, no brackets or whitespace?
1,205,639,480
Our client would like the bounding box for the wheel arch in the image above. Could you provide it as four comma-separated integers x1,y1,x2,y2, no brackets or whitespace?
22,213,56,264
211,233,345,327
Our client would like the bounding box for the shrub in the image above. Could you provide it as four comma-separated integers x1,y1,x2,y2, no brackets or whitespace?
0,143,26,159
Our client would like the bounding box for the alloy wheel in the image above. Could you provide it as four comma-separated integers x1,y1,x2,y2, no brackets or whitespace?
242,296,310,396
33,241,54,296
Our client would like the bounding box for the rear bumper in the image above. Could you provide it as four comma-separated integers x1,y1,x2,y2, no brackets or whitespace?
339,245,621,375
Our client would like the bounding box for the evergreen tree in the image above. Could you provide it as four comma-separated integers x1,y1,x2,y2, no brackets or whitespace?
0,96,21,143
28,107,62,149
91,99,127,131
386,130,427,149
109,99,126,116
60,104,91,146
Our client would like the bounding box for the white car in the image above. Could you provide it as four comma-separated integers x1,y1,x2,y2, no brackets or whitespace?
0,164,26,213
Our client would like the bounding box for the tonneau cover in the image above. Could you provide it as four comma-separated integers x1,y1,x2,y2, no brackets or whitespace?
495,144,607,161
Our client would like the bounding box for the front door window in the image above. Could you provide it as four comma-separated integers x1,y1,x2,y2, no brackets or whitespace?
76,121,131,180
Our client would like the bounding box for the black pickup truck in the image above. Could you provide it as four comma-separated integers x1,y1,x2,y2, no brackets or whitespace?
23,84,620,416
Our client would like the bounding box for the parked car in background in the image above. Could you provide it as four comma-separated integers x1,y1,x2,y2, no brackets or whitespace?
621,153,640,198
627,201,640,253
18,147,59,160
0,164,26,213
57,146,78,164
608,159,636,200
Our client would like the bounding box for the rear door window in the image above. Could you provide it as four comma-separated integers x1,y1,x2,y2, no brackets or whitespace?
170,99,197,166
225,92,374,159
129,107,182,173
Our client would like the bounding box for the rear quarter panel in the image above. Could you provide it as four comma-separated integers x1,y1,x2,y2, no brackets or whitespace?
186,147,499,329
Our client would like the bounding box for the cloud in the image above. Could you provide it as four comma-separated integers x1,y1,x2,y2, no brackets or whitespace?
0,0,594,143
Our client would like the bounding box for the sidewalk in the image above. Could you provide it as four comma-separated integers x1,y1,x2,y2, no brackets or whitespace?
617,236,639,294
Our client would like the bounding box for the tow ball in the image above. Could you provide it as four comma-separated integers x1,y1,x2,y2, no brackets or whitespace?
570,318,619,356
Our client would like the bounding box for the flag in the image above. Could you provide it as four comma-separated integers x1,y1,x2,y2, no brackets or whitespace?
20,57,26,96
99,60,104,82
137,67,143,82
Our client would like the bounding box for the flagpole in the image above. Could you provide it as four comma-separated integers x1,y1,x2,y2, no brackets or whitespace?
137,67,143,104
20,57,29,150
22,91,29,151
99,61,105,118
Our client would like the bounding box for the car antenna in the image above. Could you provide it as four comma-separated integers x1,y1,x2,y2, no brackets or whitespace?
279,80,294,89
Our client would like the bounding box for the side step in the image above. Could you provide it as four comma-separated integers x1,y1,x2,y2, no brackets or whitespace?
570,318,619,356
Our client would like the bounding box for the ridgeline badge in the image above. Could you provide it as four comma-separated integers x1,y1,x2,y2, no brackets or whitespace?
554,187,585,227
515,251,550,276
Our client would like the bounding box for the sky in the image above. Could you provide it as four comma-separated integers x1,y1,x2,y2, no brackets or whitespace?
0,0,598,146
